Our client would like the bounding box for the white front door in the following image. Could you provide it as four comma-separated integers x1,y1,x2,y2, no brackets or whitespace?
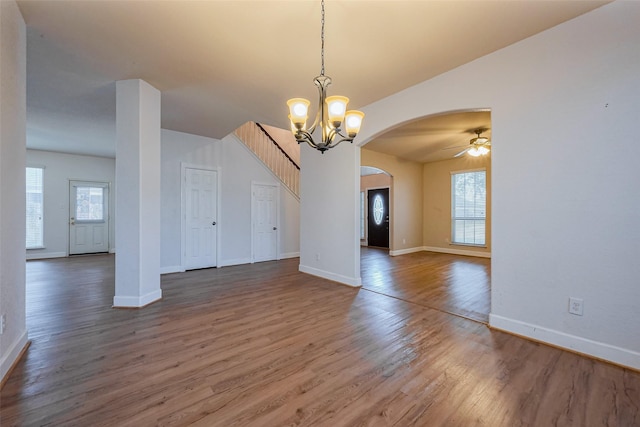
184,168,218,270
252,183,278,263
69,181,110,255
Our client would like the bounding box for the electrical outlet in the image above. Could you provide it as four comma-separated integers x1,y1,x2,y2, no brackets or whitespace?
402,238,406,244
0,314,5,335
315,253,320,261
569,297,584,316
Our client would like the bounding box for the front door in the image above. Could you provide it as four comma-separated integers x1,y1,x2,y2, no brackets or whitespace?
367,188,389,248
252,183,278,262
69,181,110,255
184,168,218,270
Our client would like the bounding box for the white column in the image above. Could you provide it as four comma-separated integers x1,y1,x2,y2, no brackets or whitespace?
299,141,362,287
0,0,28,381
114,79,161,307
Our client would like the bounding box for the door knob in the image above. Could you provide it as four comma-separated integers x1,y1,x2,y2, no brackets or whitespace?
273,227,277,230
212,221,217,226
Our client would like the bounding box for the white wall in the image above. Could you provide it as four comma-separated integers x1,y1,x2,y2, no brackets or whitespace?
160,129,221,272
220,133,300,266
0,0,27,383
300,141,361,287
26,150,116,259
160,129,299,272
354,1,640,369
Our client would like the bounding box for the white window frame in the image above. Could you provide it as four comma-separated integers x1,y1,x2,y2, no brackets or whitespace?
451,168,486,247
26,166,45,249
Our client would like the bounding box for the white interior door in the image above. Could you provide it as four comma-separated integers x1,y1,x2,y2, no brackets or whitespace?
252,183,278,263
184,168,218,270
69,181,109,255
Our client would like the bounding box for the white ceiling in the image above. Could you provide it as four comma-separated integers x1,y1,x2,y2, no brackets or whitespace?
17,0,609,158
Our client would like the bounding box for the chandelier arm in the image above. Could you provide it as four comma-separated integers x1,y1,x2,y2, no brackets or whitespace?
324,137,353,150
326,127,339,144
324,129,354,149
302,137,320,150
294,130,313,145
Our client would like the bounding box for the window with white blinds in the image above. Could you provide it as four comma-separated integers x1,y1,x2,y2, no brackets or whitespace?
451,170,486,246
26,167,44,249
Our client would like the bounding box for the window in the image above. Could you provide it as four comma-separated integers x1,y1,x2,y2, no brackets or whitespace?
452,170,486,246
75,186,105,221
26,167,44,248
373,194,384,225
360,191,365,239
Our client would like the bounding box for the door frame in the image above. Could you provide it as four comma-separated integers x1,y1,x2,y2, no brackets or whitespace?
364,185,391,248
68,179,111,255
181,163,221,270
251,181,280,263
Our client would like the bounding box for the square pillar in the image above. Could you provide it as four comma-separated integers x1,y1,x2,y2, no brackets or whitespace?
0,0,28,381
114,79,161,307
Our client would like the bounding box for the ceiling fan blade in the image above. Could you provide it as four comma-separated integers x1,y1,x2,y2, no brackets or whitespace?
453,147,470,158
440,144,467,151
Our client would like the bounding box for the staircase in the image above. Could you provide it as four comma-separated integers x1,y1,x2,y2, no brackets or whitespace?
234,121,300,198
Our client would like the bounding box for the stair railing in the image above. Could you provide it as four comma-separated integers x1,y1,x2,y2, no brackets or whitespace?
233,122,300,198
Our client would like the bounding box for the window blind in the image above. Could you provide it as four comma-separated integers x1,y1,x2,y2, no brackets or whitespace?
26,167,44,248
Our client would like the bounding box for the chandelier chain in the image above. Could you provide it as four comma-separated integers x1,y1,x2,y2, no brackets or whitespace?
320,0,325,76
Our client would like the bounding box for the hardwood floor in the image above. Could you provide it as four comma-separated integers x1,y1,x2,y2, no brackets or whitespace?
361,247,490,323
1,254,638,426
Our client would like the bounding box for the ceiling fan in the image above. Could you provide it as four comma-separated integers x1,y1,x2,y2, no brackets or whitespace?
453,129,491,158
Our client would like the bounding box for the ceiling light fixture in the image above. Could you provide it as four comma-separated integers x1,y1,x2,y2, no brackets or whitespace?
454,129,491,158
468,145,490,157
287,0,364,154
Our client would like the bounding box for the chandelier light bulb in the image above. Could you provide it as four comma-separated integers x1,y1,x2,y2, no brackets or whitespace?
345,111,364,137
468,147,481,157
326,95,349,127
287,98,310,129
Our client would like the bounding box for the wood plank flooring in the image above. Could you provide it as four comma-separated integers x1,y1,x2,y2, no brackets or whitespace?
361,247,490,323
1,253,638,426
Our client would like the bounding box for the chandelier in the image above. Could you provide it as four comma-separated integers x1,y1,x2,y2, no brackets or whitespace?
286,0,365,153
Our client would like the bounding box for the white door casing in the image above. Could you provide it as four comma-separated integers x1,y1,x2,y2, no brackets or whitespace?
184,167,218,270
252,182,279,263
69,180,110,255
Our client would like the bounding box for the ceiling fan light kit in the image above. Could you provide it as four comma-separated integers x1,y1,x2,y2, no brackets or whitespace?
454,129,491,158
286,0,364,154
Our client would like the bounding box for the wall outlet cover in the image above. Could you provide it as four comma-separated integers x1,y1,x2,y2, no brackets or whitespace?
569,297,584,316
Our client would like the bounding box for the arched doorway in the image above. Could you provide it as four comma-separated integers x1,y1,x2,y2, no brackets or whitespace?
360,166,392,250
358,109,492,323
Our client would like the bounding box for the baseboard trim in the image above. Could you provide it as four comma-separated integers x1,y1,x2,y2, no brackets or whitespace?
113,289,162,308
1,331,29,388
489,314,640,371
160,266,185,275
279,252,300,260
389,247,424,256
423,246,491,258
26,251,66,260
298,264,362,287
219,258,252,267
